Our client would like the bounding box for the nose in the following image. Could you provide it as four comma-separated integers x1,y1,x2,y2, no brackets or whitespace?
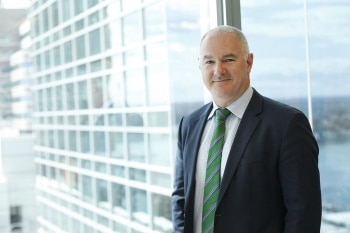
214,61,226,76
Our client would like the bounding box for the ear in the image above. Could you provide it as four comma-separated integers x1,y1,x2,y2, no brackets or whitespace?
246,53,253,72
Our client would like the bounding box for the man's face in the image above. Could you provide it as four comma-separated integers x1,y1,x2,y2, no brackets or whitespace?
199,32,253,107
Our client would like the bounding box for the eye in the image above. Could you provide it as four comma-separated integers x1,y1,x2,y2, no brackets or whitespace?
224,58,235,62
204,60,214,64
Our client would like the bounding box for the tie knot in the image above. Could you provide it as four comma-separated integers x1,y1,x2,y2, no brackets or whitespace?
215,108,231,121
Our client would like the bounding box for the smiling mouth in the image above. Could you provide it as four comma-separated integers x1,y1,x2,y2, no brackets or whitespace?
213,79,230,83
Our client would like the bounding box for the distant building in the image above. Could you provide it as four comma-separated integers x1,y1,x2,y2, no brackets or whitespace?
0,6,36,233
0,8,27,129
0,133,36,233
29,0,204,232
9,20,32,134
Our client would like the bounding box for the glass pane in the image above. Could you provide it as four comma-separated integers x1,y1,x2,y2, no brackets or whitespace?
307,1,350,231
122,11,142,45
241,1,350,231
152,193,172,233
68,131,77,151
148,112,168,127
74,0,84,15
107,72,125,107
88,11,99,25
96,179,109,209
148,133,170,166
130,188,148,226
145,41,166,62
76,35,86,59
89,28,101,55
112,183,128,217
109,132,124,159
80,131,90,153
129,168,146,183
124,47,143,66
94,131,106,155
150,172,171,188
125,69,145,107
146,65,169,105
51,2,59,26
127,133,145,162
108,114,122,126
64,41,72,63
78,81,88,109
111,165,125,177
144,2,165,39
126,113,144,126
66,83,75,110
82,175,93,203
91,77,104,108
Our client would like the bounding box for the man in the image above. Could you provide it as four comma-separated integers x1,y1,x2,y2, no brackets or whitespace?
172,25,321,233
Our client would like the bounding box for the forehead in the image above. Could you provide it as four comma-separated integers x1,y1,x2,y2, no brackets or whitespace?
200,32,241,57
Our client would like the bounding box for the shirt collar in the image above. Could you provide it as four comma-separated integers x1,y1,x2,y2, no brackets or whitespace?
208,86,253,120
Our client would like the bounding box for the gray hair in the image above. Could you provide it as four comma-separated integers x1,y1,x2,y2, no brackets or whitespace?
200,25,250,55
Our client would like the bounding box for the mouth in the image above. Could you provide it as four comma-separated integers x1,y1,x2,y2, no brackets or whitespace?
213,79,230,83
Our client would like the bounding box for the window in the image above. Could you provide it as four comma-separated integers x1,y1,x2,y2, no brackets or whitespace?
62,0,72,21
82,175,93,203
125,69,145,107
64,41,72,63
152,194,172,233
148,133,170,166
51,2,59,27
109,132,124,159
240,0,350,231
78,81,88,109
127,133,145,162
96,179,109,209
76,35,86,59
144,2,165,39
112,183,127,217
130,188,148,225
122,11,142,46
74,0,84,15
89,29,101,55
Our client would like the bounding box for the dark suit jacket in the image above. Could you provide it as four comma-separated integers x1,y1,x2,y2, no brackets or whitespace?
172,89,321,233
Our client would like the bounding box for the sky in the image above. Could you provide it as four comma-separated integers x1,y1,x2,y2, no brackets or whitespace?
2,0,30,8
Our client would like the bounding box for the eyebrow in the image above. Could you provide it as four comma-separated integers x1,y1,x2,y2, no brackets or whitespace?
222,53,237,59
202,53,237,60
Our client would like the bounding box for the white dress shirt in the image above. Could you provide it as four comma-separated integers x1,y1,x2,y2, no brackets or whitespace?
193,87,253,233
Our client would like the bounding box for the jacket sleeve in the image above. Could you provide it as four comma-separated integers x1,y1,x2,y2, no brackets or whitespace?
279,111,322,233
172,117,185,232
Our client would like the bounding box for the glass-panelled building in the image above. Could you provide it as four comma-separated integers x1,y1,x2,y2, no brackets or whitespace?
30,0,203,232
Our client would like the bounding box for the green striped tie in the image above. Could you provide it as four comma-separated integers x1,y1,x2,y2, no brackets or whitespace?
202,108,231,233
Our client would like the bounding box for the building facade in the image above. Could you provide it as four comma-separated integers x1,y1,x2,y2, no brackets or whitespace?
30,0,203,232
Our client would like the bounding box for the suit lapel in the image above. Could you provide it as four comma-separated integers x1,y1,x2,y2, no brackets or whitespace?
218,90,263,204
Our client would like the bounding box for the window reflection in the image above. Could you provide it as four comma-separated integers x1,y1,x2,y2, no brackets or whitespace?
241,1,350,231
152,193,172,233
144,2,165,39
121,10,142,46
130,188,148,226
112,183,127,217
109,132,124,159
125,69,145,107
148,133,170,166
96,179,109,209
127,133,145,162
